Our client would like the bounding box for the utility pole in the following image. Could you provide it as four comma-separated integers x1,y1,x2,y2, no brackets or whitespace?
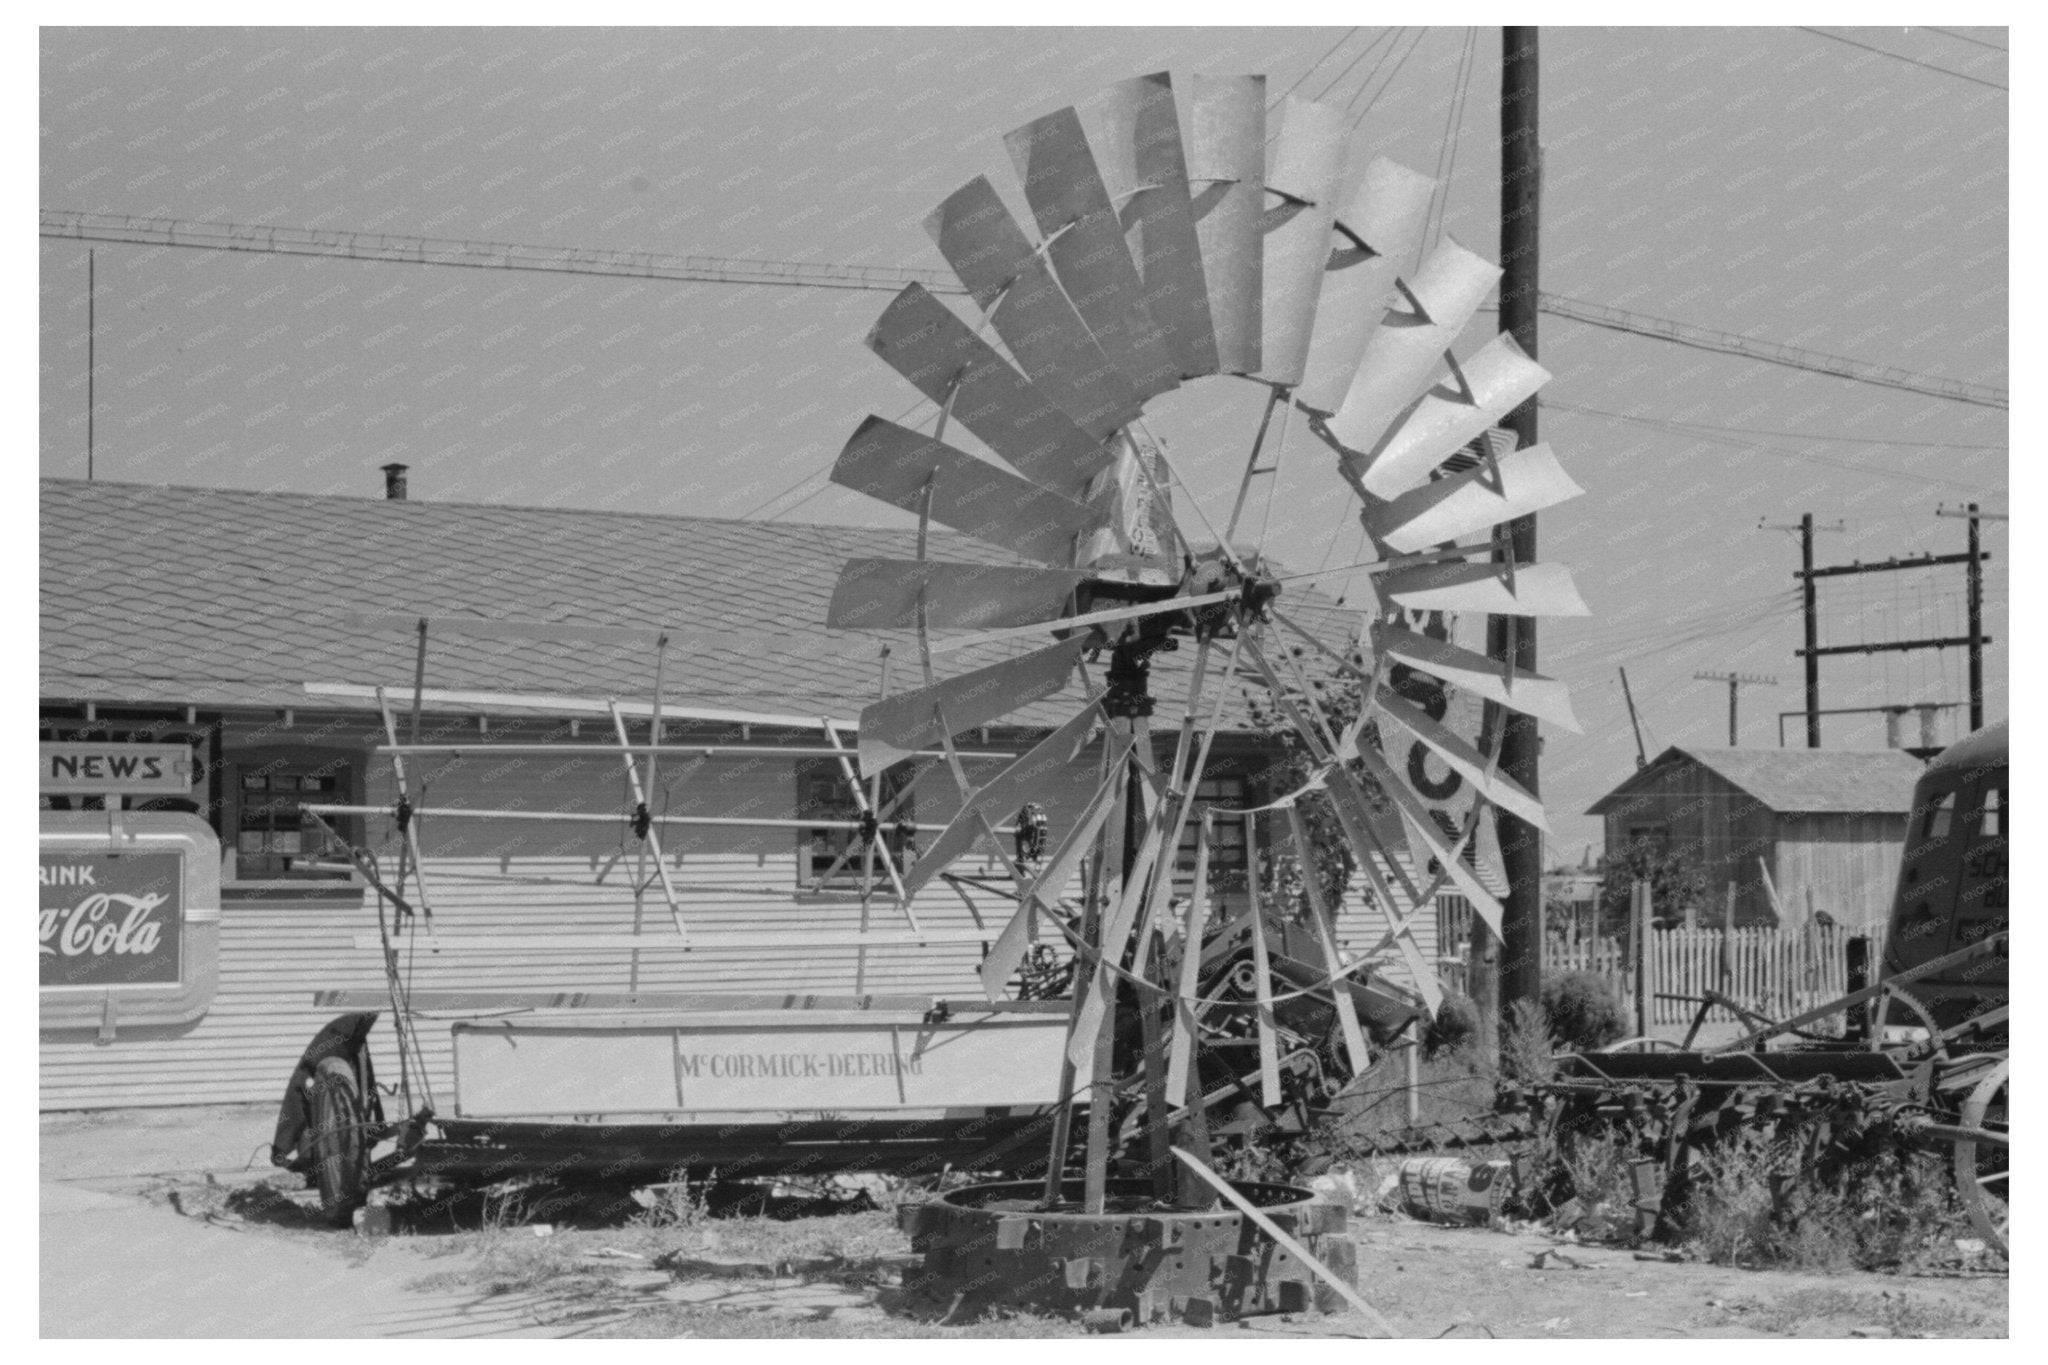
1780,519,1991,749
1483,23,1543,1051
1936,502,2004,732
1800,514,1817,745
85,248,94,482
1760,515,1843,746
1965,503,1984,732
1694,672,1777,746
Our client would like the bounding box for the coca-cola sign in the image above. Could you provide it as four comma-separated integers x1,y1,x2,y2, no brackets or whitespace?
39,852,183,988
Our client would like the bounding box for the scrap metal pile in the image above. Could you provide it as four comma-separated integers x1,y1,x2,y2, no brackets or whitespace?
1326,931,2010,1262
1507,932,2009,1256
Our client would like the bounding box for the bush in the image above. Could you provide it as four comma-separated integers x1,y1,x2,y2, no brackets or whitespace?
1501,998,1556,1083
1424,993,1480,1058
1542,970,1627,1051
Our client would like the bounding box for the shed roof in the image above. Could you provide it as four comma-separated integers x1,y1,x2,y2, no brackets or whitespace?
1587,745,1926,817
39,478,1353,735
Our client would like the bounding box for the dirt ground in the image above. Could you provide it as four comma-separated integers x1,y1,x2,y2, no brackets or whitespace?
41,1104,2008,1339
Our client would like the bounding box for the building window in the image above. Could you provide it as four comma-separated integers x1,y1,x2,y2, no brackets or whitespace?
227,750,357,881
1627,823,1670,852
1176,776,1250,874
796,759,913,890
1437,893,1474,954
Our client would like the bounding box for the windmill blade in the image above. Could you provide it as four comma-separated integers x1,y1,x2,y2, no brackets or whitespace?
1005,106,1180,400
1368,687,1549,831
1377,625,1582,732
1256,96,1349,388
1095,71,1218,380
857,635,1090,773
1351,741,1506,939
977,748,1126,999
1356,332,1551,497
907,701,1104,898
1378,559,1590,617
926,175,1142,438
830,415,1097,567
827,558,1085,632
1364,442,1583,552
866,284,1113,494
1187,74,1266,375
1325,236,1500,455
925,586,1236,656
1295,157,1436,414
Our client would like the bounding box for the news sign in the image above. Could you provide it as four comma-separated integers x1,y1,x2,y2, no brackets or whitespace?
39,852,183,989
41,743,194,797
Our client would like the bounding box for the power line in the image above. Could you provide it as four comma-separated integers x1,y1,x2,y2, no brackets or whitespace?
1924,26,2007,53
1796,26,2007,92
738,392,932,521
1528,294,2007,409
47,209,2008,409
1545,399,2005,452
1552,590,1799,660
1274,26,1361,106
1342,28,1407,113
38,209,957,296
1309,29,1379,105
1425,28,1480,246
1351,26,1430,127
1322,29,1399,107
1547,402,1998,492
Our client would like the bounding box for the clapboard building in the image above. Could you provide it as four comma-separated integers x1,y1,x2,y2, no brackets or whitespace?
39,476,1444,1111
1587,746,1926,931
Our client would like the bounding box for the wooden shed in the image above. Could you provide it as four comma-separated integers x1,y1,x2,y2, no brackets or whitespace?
1587,746,1926,931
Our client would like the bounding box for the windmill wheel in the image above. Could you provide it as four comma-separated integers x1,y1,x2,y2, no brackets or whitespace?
823,73,1588,1085
1953,1057,2009,1258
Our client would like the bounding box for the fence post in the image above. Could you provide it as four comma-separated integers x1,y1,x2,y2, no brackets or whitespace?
1404,1027,1421,1126
1720,881,1737,993
1633,878,1651,1037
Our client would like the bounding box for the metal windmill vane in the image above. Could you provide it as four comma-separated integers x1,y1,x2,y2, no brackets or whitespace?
824,71,1590,1206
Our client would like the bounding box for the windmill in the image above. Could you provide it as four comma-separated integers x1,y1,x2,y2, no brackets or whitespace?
829,71,1588,1255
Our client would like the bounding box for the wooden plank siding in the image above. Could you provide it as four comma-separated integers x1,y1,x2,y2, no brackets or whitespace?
41,711,1447,1111
1772,812,1909,933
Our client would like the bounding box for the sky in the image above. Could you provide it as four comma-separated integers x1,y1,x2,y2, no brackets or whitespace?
38,25,2010,859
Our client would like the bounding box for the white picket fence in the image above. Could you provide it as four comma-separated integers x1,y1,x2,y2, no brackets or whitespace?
1443,925,1855,1031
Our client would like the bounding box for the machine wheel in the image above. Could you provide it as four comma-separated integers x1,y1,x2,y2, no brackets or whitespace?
308,1055,370,1226
1953,1058,2009,1258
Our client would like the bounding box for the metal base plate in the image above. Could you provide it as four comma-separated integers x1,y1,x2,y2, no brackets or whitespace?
899,1178,1352,1325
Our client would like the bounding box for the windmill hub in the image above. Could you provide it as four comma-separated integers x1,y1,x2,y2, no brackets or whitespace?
1102,635,1164,720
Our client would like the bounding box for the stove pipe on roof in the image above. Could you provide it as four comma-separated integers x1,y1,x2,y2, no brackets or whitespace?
380,462,408,501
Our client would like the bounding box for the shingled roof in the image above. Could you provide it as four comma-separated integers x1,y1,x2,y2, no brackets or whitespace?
1588,745,1926,817
40,478,1355,734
